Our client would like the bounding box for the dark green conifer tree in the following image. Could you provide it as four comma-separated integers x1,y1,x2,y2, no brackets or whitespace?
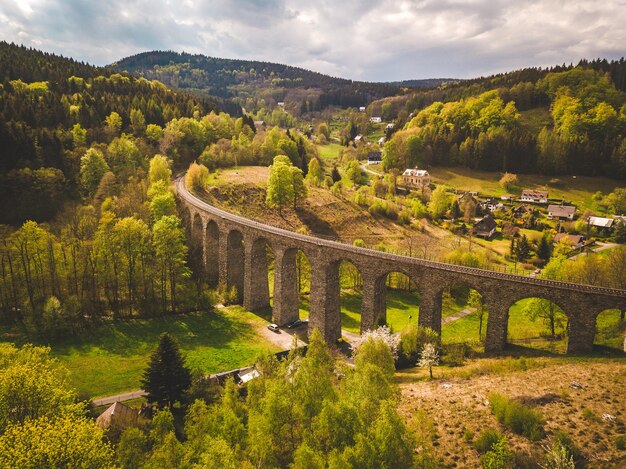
141,333,191,408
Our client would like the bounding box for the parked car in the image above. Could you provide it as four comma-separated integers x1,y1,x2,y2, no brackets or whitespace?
286,319,303,329
267,323,280,332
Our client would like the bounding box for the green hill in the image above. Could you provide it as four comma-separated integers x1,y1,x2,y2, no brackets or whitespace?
113,50,403,113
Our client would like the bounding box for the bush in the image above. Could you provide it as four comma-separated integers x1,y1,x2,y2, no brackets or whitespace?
481,437,514,469
553,430,582,463
442,342,473,366
474,428,503,453
616,434,626,450
398,207,412,225
397,325,440,368
489,393,545,441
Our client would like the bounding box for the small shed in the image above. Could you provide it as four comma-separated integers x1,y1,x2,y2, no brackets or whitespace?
588,216,614,229
96,402,138,437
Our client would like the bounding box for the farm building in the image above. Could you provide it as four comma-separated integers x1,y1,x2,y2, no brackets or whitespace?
402,167,430,189
521,190,548,204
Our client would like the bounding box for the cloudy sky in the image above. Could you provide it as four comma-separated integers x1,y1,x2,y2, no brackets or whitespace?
1,0,625,82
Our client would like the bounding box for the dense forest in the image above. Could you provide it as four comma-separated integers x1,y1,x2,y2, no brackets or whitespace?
382,64,626,179
114,51,403,113
0,43,318,336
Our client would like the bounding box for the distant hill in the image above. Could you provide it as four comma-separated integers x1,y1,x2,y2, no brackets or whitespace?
113,51,403,113
383,78,461,88
0,42,225,223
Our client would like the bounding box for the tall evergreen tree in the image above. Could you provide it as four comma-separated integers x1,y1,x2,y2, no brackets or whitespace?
141,333,191,408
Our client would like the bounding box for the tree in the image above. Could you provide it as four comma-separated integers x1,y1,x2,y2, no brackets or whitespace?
450,200,462,220
306,157,325,187
149,154,172,185
429,185,451,220
141,333,192,407
266,155,295,215
515,234,531,262
185,162,210,192
291,166,307,210
537,234,552,262
331,165,341,183
0,344,77,433
116,428,147,469
0,415,114,469
418,343,439,379
522,298,567,339
105,111,122,136
499,172,518,191
130,108,146,135
468,290,488,340
79,148,110,196
153,216,190,312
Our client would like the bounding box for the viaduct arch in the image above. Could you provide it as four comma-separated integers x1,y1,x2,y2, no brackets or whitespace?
176,177,626,354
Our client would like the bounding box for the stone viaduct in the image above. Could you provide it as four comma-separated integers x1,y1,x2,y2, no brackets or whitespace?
176,177,626,354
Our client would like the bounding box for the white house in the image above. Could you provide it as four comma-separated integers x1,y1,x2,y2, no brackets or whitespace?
402,167,430,189
359,106,366,112
370,116,382,123
521,189,548,204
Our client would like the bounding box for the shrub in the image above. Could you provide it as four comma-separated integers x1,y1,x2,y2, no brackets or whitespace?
481,437,514,469
553,430,582,463
397,325,440,368
616,434,626,450
489,393,545,441
185,162,210,191
474,428,503,453
398,207,412,224
541,439,575,469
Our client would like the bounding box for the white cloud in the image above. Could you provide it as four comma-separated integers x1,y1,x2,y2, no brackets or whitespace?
0,0,624,81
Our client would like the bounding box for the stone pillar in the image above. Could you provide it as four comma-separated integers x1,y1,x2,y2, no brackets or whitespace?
204,221,220,288
243,238,270,311
272,249,300,325
418,284,442,334
308,257,341,343
226,230,245,304
361,274,386,333
566,306,596,354
484,293,509,353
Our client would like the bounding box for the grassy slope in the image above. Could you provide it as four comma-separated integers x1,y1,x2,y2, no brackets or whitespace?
397,357,626,467
429,166,622,213
1,307,279,398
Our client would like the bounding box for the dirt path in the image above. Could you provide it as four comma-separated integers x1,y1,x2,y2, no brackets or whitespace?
442,307,476,325
569,241,618,260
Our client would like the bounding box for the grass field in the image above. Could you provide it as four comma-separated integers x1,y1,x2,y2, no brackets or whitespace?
0,307,279,398
429,166,622,213
316,143,344,166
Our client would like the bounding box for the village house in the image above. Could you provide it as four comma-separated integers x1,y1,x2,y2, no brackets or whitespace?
481,198,505,212
386,123,395,130
548,204,576,220
402,167,430,189
521,189,549,204
354,135,363,143
509,204,535,219
554,233,585,249
378,136,385,146
587,216,614,229
472,214,497,239
370,116,382,123
367,151,382,164
359,106,366,112
96,402,138,437
277,101,285,107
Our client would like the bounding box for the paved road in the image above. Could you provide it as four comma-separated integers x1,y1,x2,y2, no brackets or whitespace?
360,162,381,177
569,242,618,260
92,390,147,407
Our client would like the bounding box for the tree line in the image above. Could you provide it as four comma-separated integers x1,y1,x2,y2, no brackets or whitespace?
382,67,626,179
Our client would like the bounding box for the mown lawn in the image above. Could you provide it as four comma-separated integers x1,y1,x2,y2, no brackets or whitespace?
0,307,279,398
